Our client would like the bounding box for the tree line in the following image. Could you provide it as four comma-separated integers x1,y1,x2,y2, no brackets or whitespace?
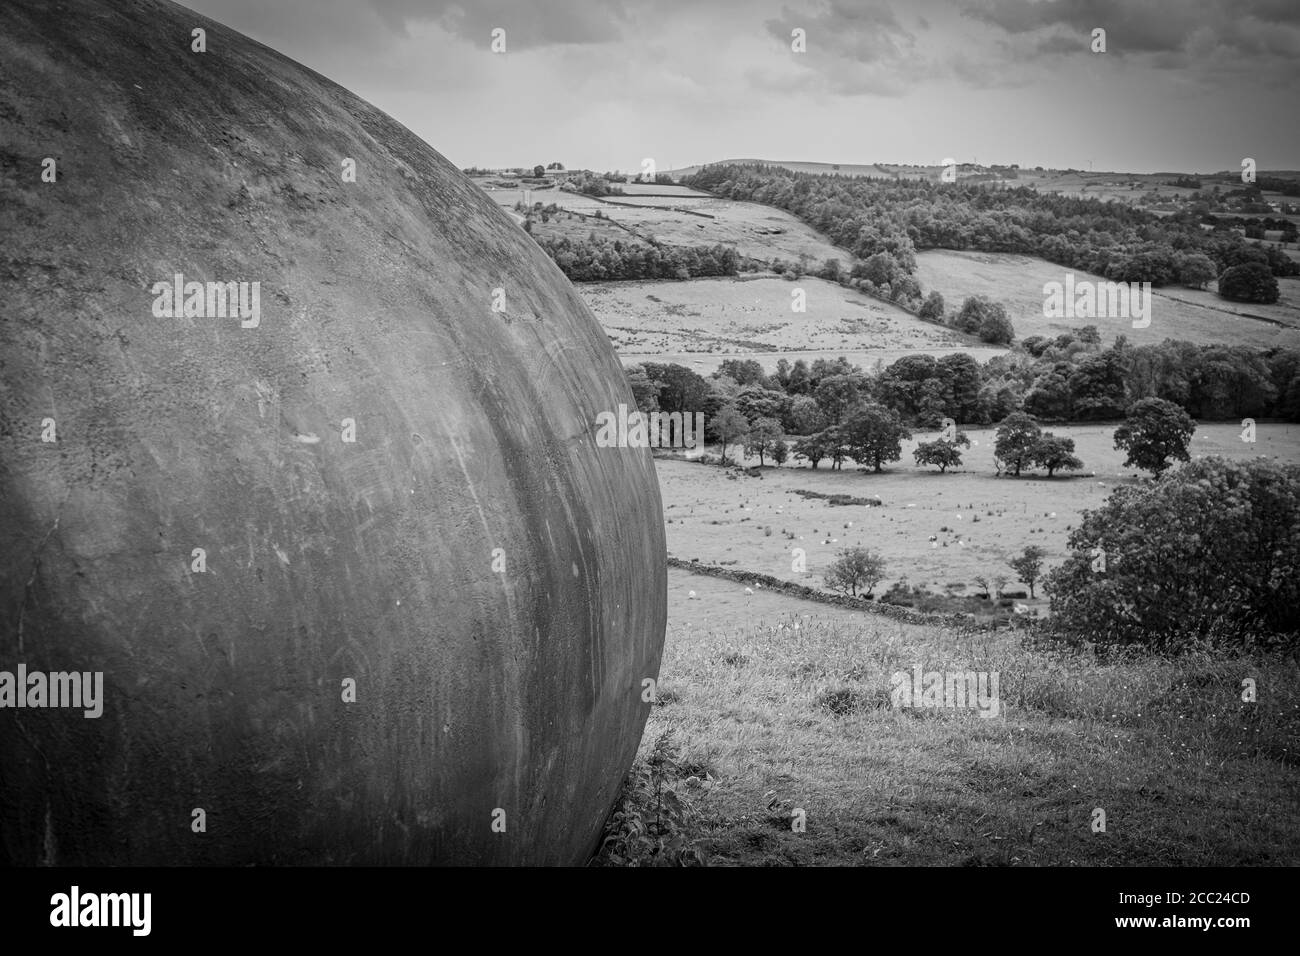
630,335,1300,450
535,234,741,281
682,164,1298,303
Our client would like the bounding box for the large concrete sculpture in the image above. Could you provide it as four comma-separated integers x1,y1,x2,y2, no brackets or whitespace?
0,0,666,865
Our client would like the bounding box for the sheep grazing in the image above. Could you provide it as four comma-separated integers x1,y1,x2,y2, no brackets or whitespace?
744,587,754,595
688,590,697,599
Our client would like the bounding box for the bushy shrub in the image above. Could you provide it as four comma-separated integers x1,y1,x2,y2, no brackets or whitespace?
1045,457,1300,650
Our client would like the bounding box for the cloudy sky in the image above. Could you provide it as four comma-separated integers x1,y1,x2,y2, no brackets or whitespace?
181,0,1299,174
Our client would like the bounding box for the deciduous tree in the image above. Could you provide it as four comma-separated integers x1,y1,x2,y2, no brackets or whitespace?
841,404,911,472
1008,545,1047,598
1113,397,1196,476
824,548,887,598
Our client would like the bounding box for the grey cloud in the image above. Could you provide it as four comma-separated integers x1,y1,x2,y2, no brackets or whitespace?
762,0,922,95
1034,33,1089,56
362,0,634,48
965,0,1300,61
765,1,917,62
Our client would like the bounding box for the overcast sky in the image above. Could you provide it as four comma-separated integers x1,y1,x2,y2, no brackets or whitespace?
179,0,1300,174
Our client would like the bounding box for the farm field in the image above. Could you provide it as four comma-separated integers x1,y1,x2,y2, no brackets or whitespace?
475,174,1300,362
1019,169,1195,204
657,422,1300,611
915,249,1300,350
476,174,1300,367
598,182,718,205
1016,167,1300,207
1155,277,1300,324
473,175,849,264
580,275,973,360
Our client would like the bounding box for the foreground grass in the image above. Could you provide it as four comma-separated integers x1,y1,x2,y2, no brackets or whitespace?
593,615,1300,866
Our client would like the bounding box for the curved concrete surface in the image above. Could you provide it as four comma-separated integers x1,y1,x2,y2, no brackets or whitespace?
0,0,665,865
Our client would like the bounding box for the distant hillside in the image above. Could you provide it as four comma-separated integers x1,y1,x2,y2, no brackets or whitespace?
667,159,1016,184
668,161,1300,190
668,159,891,179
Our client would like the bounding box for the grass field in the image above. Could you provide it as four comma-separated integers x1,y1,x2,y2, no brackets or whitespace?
579,275,973,360
914,250,1300,350
598,598,1300,865
473,175,849,264
658,422,1300,610
474,173,1300,362
475,174,1300,366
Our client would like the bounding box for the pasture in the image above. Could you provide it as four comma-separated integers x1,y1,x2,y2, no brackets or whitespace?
582,275,972,363
473,175,849,264
914,249,1300,350
658,422,1300,608
1015,167,1300,216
